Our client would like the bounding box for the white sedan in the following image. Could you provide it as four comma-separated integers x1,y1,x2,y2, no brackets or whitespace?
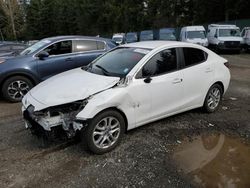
22,41,230,154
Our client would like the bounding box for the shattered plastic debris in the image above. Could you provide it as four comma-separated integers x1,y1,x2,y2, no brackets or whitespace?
230,97,237,101
222,106,228,110
177,140,182,144
208,123,214,127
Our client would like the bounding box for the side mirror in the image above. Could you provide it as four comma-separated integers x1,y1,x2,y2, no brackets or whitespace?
37,51,49,60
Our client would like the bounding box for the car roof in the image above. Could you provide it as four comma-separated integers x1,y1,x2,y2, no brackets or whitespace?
42,35,112,42
122,41,197,49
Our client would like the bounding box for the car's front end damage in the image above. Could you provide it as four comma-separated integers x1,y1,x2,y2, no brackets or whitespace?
21,68,124,140
22,98,89,140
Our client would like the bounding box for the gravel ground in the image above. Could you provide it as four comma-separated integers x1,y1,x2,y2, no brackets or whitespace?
0,54,249,188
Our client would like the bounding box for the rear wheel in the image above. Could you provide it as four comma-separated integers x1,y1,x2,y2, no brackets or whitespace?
203,84,223,113
2,76,34,102
82,110,125,154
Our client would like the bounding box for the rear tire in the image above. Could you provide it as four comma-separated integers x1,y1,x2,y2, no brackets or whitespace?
203,84,223,113
82,110,125,154
2,76,34,102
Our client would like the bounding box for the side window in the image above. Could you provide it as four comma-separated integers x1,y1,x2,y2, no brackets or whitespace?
44,40,72,55
97,41,105,50
72,40,98,52
138,48,177,78
183,47,208,67
241,29,246,37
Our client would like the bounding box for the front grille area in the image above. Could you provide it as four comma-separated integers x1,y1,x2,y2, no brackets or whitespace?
23,110,67,141
224,41,240,48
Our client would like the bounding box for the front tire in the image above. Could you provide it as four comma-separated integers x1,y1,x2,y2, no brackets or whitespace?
203,84,223,113
2,76,34,102
83,110,125,154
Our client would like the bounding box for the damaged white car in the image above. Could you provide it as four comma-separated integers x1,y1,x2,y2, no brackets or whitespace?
22,41,230,154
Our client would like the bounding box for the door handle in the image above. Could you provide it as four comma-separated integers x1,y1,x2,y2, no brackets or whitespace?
65,58,73,62
172,78,183,84
205,68,213,73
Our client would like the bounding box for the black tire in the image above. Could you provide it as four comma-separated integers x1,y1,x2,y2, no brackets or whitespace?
203,84,223,113
2,76,34,102
82,110,125,154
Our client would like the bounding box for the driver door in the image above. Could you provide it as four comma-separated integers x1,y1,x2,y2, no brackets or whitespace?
36,40,75,80
132,48,184,126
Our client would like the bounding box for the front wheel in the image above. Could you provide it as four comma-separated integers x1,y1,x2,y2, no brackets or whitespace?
2,76,34,102
82,110,125,154
203,84,223,113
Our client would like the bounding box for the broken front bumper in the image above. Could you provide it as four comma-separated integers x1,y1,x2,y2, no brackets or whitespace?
22,103,86,139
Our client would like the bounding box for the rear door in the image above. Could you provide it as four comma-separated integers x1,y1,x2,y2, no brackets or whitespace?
180,47,213,108
36,40,75,80
72,40,106,68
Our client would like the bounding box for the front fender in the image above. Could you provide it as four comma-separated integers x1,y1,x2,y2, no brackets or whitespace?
76,88,136,129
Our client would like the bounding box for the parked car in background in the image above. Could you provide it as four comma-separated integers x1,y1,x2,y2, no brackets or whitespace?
140,30,154,41
22,41,230,154
207,24,243,52
158,28,176,41
180,26,208,47
0,36,116,102
125,32,138,43
0,42,27,58
112,33,125,45
241,27,250,51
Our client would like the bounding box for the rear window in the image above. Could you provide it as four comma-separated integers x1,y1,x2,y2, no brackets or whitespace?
183,48,208,67
73,40,98,52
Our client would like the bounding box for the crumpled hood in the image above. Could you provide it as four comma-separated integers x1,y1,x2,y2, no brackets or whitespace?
29,68,120,108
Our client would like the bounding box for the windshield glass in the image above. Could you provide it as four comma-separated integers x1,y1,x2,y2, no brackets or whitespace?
219,29,240,37
126,34,137,42
19,40,51,55
187,31,206,39
140,33,153,41
160,32,176,40
112,37,123,43
85,47,151,77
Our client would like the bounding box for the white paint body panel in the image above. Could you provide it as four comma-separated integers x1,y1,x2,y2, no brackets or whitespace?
22,41,230,131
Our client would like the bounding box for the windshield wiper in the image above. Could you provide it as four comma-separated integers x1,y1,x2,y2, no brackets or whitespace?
95,65,110,75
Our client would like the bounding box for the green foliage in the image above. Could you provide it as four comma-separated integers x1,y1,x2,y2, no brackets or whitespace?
1,0,250,40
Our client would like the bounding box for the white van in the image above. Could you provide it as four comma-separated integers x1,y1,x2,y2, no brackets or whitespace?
180,26,208,47
241,27,250,50
207,24,243,52
112,33,125,45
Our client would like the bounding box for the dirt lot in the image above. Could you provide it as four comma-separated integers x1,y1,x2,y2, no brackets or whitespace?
0,54,250,188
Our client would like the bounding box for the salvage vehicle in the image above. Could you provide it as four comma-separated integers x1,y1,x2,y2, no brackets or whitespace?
140,30,154,41
0,42,27,58
180,26,208,47
0,36,116,102
125,32,138,43
112,33,126,45
22,41,230,154
158,28,176,41
207,24,243,52
241,27,250,51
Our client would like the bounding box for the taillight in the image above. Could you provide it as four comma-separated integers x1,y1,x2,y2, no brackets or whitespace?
224,61,229,68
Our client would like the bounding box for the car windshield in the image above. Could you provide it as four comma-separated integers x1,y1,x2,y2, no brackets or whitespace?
187,31,206,39
126,34,137,42
85,47,151,77
160,32,176,40
219,29,240,37
112,37,123,42
19,39,51,55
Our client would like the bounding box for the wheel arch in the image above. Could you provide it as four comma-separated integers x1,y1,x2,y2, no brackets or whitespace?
88,107,129,132
0,72,39,88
